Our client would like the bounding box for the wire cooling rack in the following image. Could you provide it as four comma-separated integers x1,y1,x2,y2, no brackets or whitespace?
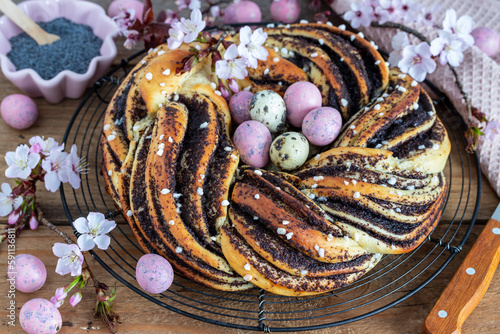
60,49,482,331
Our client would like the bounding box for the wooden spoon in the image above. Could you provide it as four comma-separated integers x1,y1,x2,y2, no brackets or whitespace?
0,0,59,45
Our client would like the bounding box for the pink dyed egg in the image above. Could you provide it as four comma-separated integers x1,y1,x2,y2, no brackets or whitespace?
20,299,62,334
136,254,174,294
302,107,342,146
284,81,322,127
108,0,144,21
1,94,38,130
223,1,262,24
234,120,272,168
271,0,301,24
471,27,500,57
229,91,254,124
10,254,47,293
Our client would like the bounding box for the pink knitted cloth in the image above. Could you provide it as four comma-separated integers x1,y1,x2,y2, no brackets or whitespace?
331,0,500,197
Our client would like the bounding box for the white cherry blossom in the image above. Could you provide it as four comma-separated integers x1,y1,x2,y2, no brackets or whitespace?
164,9,180,25
176,0,201,11
396,0,419,22
215,44,248,80
379,0,401,22
178,9,205,43
430,31,468,66
388,31,410,66
5,144,40,179
29,136,64,156
417,4,440,26
167,23,185,50
484,120,500,141
64,144,85,190
42,150,68,192
398,42,436,82
237,26,269,69
53,243,84,276
0,183,22,217
442,9,475,46
74,212,117,252
343,3,374,29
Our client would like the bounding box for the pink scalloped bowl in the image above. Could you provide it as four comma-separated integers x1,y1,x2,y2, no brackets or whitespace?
0,0,118,104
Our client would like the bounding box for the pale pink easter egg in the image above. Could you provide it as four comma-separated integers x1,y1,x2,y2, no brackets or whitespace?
271,0,301,24
223,1,262,24
284,81,322,127
136,254,174,294
108,0,144,21
10,254,47,293
229,91,254,124
302,107,342,146
471,27,500,57
20,298,62,334
1,94,38,130
234,120,272,168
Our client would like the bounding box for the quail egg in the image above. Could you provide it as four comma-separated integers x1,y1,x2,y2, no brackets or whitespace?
249,90,287,133
270,132,309,171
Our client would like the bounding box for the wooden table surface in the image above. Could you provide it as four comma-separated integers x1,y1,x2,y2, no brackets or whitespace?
1,1,500,333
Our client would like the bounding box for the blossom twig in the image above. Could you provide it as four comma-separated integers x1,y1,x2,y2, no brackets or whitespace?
371,21,474,125
35,204,74,245
35,204,120,333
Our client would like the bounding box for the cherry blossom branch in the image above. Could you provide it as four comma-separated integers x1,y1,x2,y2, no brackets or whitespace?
371,21,474,124
35,204,120,333
35,204,74,245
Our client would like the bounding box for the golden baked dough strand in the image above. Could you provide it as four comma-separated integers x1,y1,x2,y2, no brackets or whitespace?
229,207,376,277
221,225,380,296
145,103,233,274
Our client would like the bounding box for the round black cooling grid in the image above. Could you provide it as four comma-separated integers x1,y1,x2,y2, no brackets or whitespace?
60,48,481,332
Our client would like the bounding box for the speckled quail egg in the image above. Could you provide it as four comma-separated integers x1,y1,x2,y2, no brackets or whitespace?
249,90,287,133
270,132,309,171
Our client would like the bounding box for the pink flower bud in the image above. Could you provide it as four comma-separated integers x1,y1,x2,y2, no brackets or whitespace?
29,214,38,230
30,143,42,154
228,79,239,94
8,211,19,225
50,296,64,308
220,86,230,100
69,291,83,307
55,287,68,301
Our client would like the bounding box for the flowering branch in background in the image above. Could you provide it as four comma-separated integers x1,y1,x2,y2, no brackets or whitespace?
341,0,498,152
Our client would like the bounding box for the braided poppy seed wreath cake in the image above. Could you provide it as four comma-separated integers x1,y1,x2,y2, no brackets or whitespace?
101,23,450,296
